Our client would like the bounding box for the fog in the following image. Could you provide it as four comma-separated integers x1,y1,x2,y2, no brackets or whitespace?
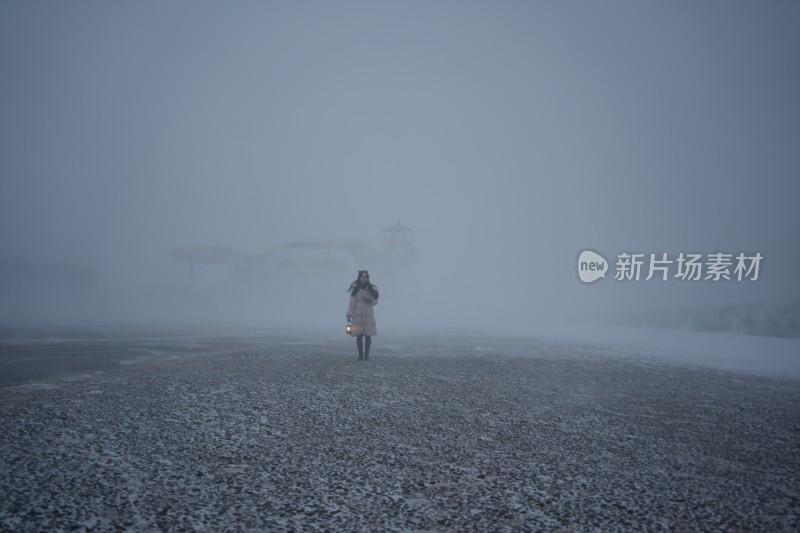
1,1,798,334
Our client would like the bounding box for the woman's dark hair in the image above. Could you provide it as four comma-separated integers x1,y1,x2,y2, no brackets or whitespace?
347,270,378,298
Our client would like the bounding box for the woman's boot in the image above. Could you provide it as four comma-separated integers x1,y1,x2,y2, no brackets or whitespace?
356,335,364,361
364,336,371,360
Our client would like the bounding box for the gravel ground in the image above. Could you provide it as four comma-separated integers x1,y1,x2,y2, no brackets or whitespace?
1,333,799,531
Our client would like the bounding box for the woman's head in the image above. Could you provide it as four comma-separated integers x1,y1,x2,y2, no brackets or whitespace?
348,270,373,295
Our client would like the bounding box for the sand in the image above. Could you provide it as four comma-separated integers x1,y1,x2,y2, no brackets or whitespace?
1,329,798,531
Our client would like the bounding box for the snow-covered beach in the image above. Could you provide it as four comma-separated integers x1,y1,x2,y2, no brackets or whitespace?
1,326,799,531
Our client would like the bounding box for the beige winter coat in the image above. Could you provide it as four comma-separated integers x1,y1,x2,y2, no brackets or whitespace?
347,285,378,336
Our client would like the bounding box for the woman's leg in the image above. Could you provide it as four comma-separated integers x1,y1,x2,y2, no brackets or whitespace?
364,336,371,360
356,335,364,360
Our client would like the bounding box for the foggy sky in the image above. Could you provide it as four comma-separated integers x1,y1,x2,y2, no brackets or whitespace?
1,1,798,329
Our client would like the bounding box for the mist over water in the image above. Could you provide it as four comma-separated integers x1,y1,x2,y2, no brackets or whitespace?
1,1,798,337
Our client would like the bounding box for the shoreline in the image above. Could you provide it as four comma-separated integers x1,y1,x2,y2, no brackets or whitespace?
2,324,799,389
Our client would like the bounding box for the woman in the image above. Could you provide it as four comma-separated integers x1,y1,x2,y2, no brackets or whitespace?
346,270,378,361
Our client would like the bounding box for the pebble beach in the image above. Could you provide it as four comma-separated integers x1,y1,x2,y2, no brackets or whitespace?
1,329,799,531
